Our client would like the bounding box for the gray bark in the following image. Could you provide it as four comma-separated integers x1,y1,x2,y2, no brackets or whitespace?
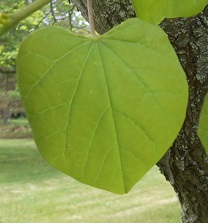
159,14,208,223
72,1,208,222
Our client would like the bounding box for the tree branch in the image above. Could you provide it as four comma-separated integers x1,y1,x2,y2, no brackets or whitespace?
50,1,57,24
0,0,52,37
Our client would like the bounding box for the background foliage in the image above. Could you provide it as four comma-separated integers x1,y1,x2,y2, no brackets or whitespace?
0,0,89,126
0,0,88,72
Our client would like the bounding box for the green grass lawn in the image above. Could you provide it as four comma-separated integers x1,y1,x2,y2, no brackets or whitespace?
0,139,181,223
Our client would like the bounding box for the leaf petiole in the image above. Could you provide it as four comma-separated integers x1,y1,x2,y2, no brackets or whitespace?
87,0,96,37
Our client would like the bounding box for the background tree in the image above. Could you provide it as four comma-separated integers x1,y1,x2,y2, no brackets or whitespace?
0,72,22,125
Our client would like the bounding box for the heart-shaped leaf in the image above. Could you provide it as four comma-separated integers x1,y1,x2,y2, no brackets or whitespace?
198,94,208,154
16,18,188,194
131,0,208,24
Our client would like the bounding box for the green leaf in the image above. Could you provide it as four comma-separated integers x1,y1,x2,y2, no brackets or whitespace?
131,0,208,24
16,18,188,194
198,94,208,154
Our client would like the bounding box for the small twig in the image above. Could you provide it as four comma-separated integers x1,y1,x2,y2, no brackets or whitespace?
68,4,75,30
87,0,96,36
12,0,23,11
34,11,51,29
50,1,57,24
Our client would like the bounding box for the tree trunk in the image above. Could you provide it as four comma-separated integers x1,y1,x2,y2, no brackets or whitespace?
0,109,9,125
72,1,208,222
157,15,208,223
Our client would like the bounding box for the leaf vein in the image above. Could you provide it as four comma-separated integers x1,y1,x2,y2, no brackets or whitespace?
63,42,94,169
24,41,90,99
100,41,171,140
83,105,110,176
97,42,127,192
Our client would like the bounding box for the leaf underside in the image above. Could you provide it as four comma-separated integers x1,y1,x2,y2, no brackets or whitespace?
17,18,188,194
131,0,208,24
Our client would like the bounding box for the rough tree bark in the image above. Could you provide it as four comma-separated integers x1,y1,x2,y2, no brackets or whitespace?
157,15,208,223
72,1,208,222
